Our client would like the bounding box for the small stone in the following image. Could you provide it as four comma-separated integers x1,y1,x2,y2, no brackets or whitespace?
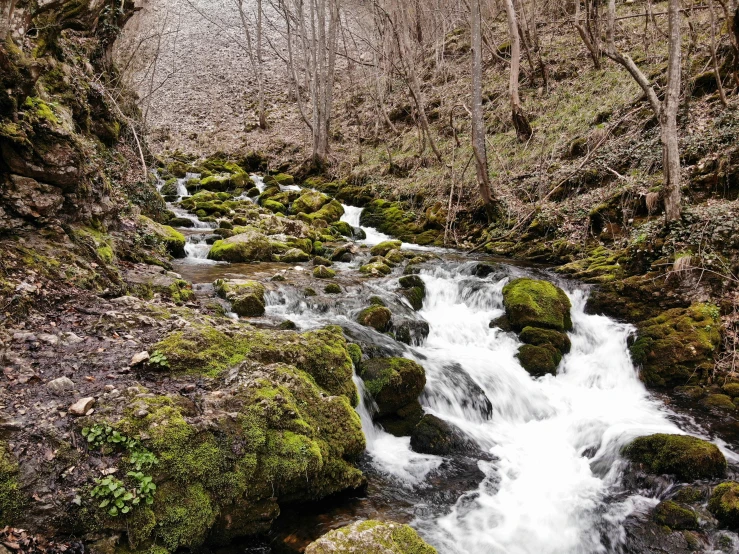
60,332,84,345
69,397,95,416
104,384,114,391
130,351,150,366
181,384,197,393
38,333,60,346
46,377,75,396
135,409,149,419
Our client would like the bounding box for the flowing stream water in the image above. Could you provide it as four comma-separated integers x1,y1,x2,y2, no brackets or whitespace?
165,178,737,554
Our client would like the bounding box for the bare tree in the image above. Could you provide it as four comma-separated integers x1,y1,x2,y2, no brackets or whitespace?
503,0,533,141
471,0,496,220
573,0,601,68
605,0,683,221
236,0,267,128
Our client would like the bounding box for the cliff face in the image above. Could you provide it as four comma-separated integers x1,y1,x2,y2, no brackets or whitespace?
0,0,144,233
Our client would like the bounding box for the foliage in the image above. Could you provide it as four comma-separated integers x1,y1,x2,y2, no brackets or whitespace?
149,350,170,369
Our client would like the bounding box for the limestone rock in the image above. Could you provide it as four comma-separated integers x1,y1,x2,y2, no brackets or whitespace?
69,397,95,416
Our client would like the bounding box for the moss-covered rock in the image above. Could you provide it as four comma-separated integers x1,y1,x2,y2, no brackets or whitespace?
347,343,362,367
722,383,739,397
313,256,333,267
110,361,364,551
0,442,23,526
305,520,436,554
709,481,739,529
701,394,736,412
622,434,726,481
330,221,354,237
359,357,426,417
215,279,266,317
262,199,287,214
517,344,562,376
357,305,392,332
281,248,311,263
154,324,358,402
361,200,441,245
139,216,186,258
519,326,571,354
630,304,722,388
371,240,403,257
398,275,426,311
292,190,330,215
502,278,572,332
653,500,698,530
313,266,336,279
208,230,273,262
360,261,392,276
299,199,345,224
325,283,341,294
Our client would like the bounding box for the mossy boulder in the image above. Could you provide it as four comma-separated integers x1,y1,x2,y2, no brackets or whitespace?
305,520,436,554
709,481,739,529
517,344,562,376
410,414,473,456
398,275,425,311
502,278,572,332
330,221,354,237
292,190,330,215
630,304,722,388
653,500,698,530
325,283,341,294
371,240,403,257
215,279,266,317
208,230,273,262
313,266,336,279
110,361,365,551
722,383,739,397
313,256,333,267
139,216,187,258
154,324,358,402
357,305,392,332
701,394,736,412
519,326,571,354
347,343,362,367
360,261,392,276
359,357,426,417
262,199,287,214
361,200,440,245
622,434,726,481
299,199,345,224
281,248,311,263
266,172,295,186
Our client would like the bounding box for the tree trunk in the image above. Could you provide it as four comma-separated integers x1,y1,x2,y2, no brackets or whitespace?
471,0,496,221
574,0,601,69
257,0,266,129
662,0,682,222
503,0,532,141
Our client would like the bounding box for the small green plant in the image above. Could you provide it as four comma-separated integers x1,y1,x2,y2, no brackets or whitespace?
82,424,138,450
91,476,134,517
149,350,170,369
127,449,158,471
128,471,157,504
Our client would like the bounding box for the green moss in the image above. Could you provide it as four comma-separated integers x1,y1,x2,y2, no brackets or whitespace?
370,241,403,257
360,261,392,276
299,200,345,224
313,266,336,279
519,326,571,353
325,283,342,294
154,482,217,550
22,96,60,125
292,191,330,215
702,394,736,411
263,199,286,214
361,200,440,246
502,278,572,332
653,500,698,530
0,442,23,526
631,303,722,388
357,306,392,332
622,434,726,481
215,279,266,317
208,231,273,262
138,216,186,258
517,344,562,376
359,357,426,416
709,481,739,529
722,383,739,397
347,343,362,367
330,221,354,237
306,520,436,554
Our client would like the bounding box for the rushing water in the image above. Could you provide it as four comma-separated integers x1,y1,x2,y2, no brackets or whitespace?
168,177,736,553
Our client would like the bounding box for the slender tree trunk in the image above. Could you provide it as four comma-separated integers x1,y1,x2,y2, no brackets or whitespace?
471,0,496,221
257,0,266,128
574,0,601,68
503,0,532,141
709,0,728,107
662,0,682,222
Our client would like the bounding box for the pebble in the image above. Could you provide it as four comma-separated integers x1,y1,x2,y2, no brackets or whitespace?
181,384,197,393
104,384,115,391
69,397,95,416
46,377,75,396
135,409,149,418
130,351,150,366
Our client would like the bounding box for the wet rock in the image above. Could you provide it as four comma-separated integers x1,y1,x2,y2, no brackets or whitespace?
46,377,74,396
130,351,150,366
473,262,499,278
517,343,562,376
701,394,736,412
502,278,572,332
489,314,512,332
393,319,430,346
324,283,341,294
313,266,336,279
279,320,297,330
138,216,186,258
708,481,739,528
215,279,266,317
621,515,704,554
653,500,698,530
357,306,392,332
622,434,726,481
359,357,426,417
630,303,722,388
330,221,354,237
281,248,311,262
410,414,475,456
370,240,402,257
208,230,273,262
360,261,392,276
68,397,95,416
519,326,571,354
385,249,405,264
378,400,424,437
312,256,333,267
398,275,426,311
305,520,436,554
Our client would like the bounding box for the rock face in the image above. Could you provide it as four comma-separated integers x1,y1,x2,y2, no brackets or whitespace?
305,520,436,554
622,433,726,481
630,303,721,388
502,279,572,377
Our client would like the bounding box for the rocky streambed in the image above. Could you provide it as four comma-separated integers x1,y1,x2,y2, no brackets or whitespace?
2,164,739,554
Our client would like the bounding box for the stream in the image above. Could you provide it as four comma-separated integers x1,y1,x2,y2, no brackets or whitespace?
158,175,738,554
